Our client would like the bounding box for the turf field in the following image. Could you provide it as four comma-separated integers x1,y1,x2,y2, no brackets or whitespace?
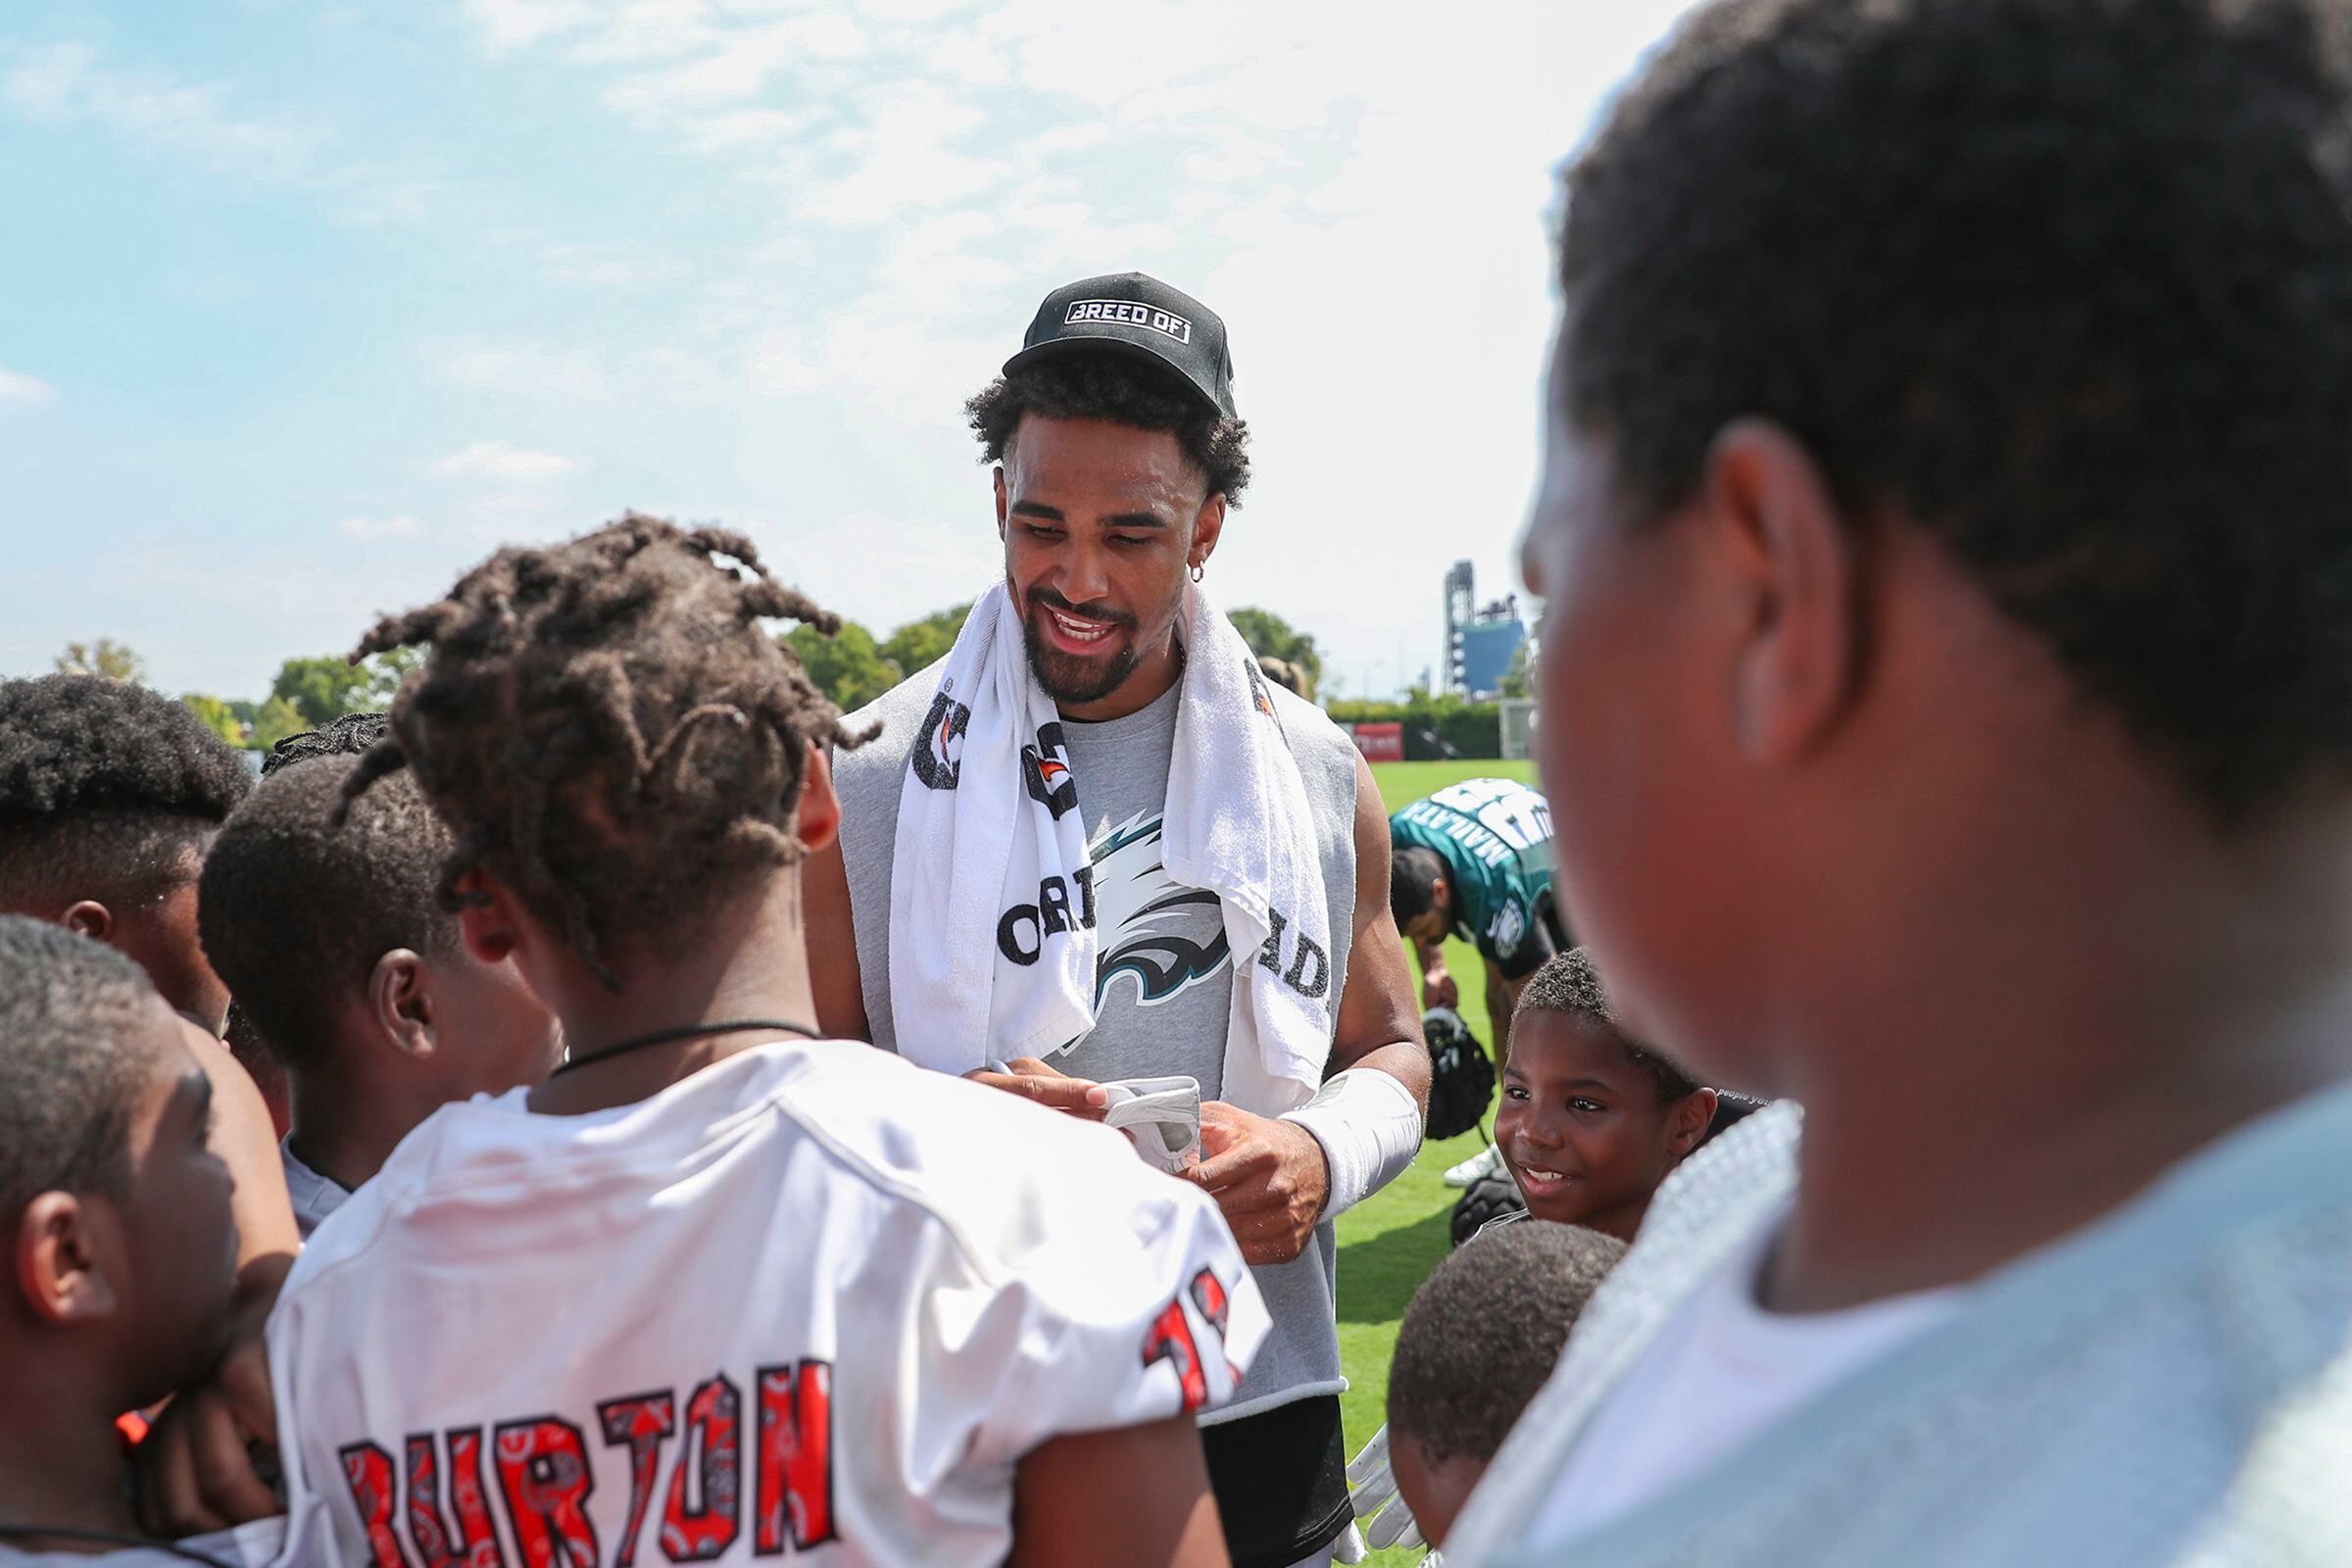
1337,757,1538,1564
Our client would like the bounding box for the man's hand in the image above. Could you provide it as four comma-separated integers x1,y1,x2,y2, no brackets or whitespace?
136,1256,288,1534
964,1056,1110,1119
1420,963,1458,1011
1186,1102,1331,1265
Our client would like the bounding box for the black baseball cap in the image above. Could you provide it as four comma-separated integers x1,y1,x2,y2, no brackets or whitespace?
1003,271,1237,419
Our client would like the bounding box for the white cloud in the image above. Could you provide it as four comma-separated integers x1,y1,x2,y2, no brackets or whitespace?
541,241,690,288
337,515,424,539
431,340,612,399
64,0,1697,704
0,367,57,406
429,442,580,482
465,0,601,54
757,511,1004,630
0,41,309,178
0,42,89,121
0,40,438,224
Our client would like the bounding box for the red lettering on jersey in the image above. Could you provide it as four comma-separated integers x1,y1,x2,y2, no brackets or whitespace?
1142,1298,1208,1412
406,1429,505,1568
1188,1267,1231,1344
752,1360,836,1553
659,1374,741,1561
1185,1278,1242,1400
493,1418,600,1568
340,1441,411,1568
596,1394,676,1568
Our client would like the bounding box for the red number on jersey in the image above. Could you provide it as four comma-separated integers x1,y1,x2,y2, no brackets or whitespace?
1142,1298,1208,1412
1143,1266,1238,1414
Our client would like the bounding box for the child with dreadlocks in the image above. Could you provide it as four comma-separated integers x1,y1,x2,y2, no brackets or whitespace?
199,711,562,1237
160,515,1267,1567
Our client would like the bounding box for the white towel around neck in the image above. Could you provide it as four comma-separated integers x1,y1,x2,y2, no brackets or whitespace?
885,581,1336,1112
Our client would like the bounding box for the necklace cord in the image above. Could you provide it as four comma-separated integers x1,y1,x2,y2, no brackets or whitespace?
550,1017,820,1078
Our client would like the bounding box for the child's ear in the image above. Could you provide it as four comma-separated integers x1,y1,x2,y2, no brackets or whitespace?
1668,1088,1719,1158
795,744,841,855
61,900,114,942
15,1192,118,1326
368,950,434,1058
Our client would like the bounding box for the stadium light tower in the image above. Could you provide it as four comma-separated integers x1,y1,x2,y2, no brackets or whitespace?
1444,560,1475,697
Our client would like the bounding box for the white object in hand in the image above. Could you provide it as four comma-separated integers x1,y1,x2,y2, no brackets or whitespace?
1101,1075,1203,1173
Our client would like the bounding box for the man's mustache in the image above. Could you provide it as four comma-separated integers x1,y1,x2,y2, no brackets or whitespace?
1027,588,1137,631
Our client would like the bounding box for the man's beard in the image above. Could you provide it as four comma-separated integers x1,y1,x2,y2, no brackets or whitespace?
1022,589,1141,705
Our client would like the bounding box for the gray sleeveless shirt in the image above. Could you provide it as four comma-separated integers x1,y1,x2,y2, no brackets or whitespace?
835,662,1363,1421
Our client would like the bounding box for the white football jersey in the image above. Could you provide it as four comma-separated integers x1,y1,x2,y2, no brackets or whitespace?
269,1040,1267,1568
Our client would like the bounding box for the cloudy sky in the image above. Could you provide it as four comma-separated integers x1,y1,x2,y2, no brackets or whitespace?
0,0,1695,703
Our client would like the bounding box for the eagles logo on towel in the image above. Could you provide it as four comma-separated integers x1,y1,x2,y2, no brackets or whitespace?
911,688,972,791
1022,722,1078,819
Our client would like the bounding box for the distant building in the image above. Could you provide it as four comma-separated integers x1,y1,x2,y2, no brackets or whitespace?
1443,560,1527,699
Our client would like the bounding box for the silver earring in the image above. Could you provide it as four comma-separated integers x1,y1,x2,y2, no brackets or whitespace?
1190,563,1204,582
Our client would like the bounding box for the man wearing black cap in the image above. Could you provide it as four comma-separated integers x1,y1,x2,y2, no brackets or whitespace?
808,272,1429,1568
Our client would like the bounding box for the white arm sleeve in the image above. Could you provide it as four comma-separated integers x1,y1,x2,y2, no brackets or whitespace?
1282,1063,1426,1220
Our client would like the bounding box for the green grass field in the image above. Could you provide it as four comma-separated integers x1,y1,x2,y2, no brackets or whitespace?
1338,757,1538,1565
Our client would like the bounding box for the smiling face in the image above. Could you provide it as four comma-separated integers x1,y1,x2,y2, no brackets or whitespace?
1494,1006,1708,1241
997,414,1225,720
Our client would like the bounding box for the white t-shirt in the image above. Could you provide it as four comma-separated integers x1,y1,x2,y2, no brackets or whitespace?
0,1518,284,1568
1528,1201,1957,1551
270,1039,1268,1568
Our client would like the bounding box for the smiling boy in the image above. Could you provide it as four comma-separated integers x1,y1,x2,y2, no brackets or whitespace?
1494,951,1714,1242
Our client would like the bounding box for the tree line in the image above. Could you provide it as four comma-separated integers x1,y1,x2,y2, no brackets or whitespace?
54,637,422,754
45,605,1328,752
782,604,1326,710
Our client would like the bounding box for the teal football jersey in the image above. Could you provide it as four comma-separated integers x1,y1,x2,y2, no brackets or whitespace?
1389,778,1559,978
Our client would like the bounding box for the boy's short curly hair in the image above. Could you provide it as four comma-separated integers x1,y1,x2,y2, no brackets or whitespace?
1514,949,1701,1102
966,350,1251,505
0,915,158,1222
1388,1220,1628,1465
339,514,870,983
1558,0,2352,821
201,756,454,1070
0,674,252,910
